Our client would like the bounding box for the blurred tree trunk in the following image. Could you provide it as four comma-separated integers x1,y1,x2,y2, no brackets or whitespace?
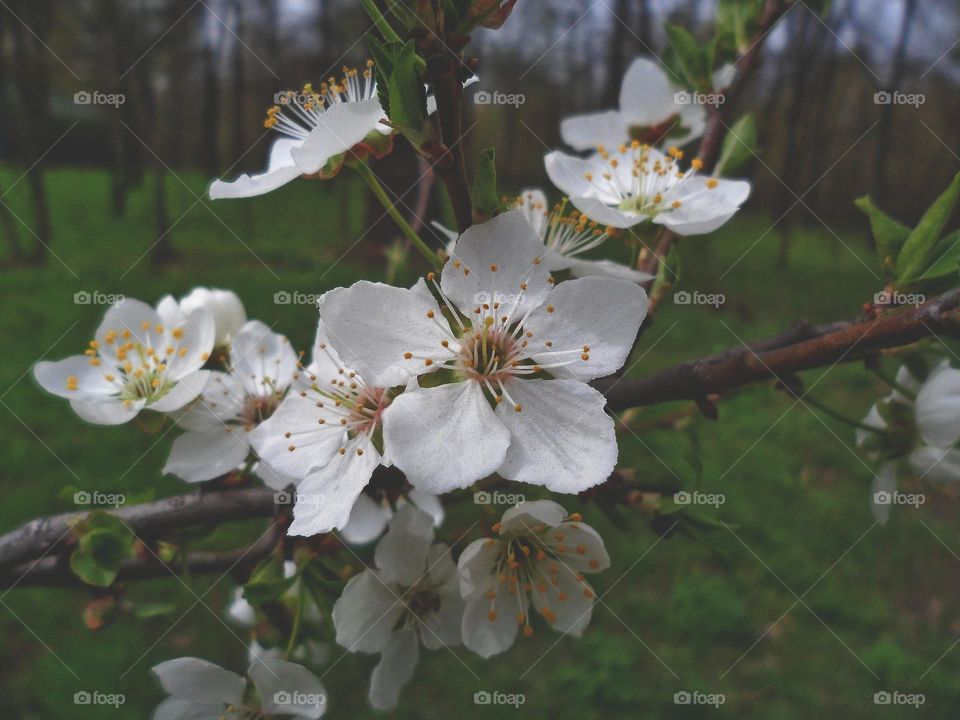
603,0,631,105
9,0,54,266
99,0,130,216
873,0,917,204
202,4,227,178
230,0,246,162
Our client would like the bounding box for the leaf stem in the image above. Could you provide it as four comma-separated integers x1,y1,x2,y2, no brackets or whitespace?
284,580,307,661
353,161,443,271
361,0,402,43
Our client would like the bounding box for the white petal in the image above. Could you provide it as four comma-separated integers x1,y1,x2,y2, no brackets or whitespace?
95,298,160,349
230,320,298,395
287,439,381,536
322,281,451,387
254,461,298,491
333,570,404,653
369,626,419,711
500,499,568,533
156,295,188,326
619,57,678,126
290,98,386,174
163,427,250,483
375,504,435,586
909,446,960,484
544,151,619,204
529,565,595,637
152,657,245,703
656,178,751,236
149,370,210,412
441,209,552,319
552,521,610,572
515,188,550,239
250,659,327,719
461,590,521,658
166,307,216,378
180,288,247,346
176,372,246,431
341,494,392,545
33,355,117,401
870,461,899,525
524,276,646,381
495,379,617,492
226,587,257,627
382,381,511,493
408,488,444,528
210,138,304,199
565,257,653,283
560,110,629,152
569,196,646,229
153,697,233,720
70,397,145,425
915,365,960,448
457,538,502,599
249,393,345,479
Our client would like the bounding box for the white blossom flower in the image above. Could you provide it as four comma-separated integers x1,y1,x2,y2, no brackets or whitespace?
33,299,214,425
435,188,652,282
151,656,327,719
858,361,960,523
333,505,463,710
321,209,647,494
342,488,444,545
457,500,609,657
175,287,247,347
545,143,751,234
559,57,707,151
210,63,390,199
163,320,297,483
249,318,394,536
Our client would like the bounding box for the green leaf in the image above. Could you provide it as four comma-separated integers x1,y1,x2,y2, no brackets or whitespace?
916,228,960,281
897,171,960,282
665,24,710,90
385,41,427,140
243,553,297,606
854,195,910,274
716,0,762,53
133,602,178,619
366,34,399,117
471,147,498,218
69,512,134,587
715,113,757,175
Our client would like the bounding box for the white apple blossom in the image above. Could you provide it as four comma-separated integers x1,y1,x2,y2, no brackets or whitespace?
321,209,647,494
858,361,960,522
333,505,463,710
342,488,444,545
176,287,247,347
250,318,394,536
458,500,609,657
151,656,327,719
210,63,389,199
162,320,296,483
434,188,652,282
559,57,707,151
33,298,214,425
545,143,751,234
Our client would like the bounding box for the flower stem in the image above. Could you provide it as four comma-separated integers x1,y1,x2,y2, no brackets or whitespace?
801,394,886,435
353,161,444,271
284,581,307,661
361,0,402,43
870,367,917,401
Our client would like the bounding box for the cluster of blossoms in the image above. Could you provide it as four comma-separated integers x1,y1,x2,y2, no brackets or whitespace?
858,360,960,522
33,53,756,714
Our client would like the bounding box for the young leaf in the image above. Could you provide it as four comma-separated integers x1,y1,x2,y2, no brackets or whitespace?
243,553,297,605
665,24,709,90
471,147,498,218
715,113,757,176
854,195,910,273
897,171,960,282
69,513,134,587
916,229,960,281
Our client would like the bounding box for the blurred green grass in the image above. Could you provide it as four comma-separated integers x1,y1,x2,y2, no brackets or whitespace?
2,166,960,719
